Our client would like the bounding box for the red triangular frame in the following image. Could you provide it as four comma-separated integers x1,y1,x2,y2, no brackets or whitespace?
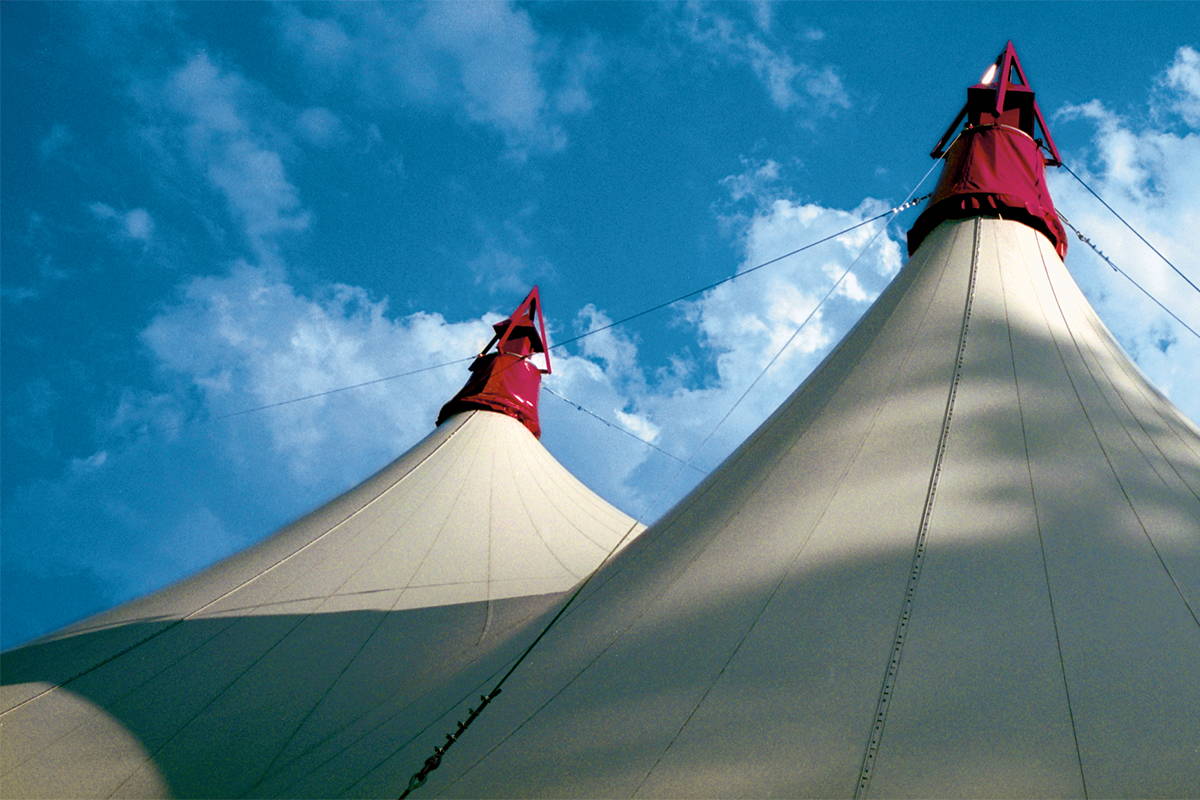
485,286,552,374
930,41,1062,166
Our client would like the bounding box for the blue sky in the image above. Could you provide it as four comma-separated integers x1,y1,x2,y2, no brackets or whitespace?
3,1,1198,648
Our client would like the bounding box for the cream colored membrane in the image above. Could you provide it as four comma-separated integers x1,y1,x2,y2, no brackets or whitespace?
1004,222,1199,796
324,217,1199,800
0,411,476,718
336,219,977,798
864,218,1088,797
861,220,1200,798
0,409,643,798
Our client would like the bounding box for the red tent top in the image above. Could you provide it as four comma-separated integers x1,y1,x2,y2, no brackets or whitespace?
437,287,551,438
907,42,1068,259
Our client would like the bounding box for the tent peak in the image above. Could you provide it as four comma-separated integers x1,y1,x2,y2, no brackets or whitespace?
437,286,551,438
908,42,1068,259
931,41,1062,166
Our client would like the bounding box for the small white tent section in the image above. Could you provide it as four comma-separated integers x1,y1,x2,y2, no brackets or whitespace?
346,217,1199,799
0,408,642,798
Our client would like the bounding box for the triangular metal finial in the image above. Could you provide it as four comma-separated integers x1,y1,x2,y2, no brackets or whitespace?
436,286,551,437
930,41,1062,166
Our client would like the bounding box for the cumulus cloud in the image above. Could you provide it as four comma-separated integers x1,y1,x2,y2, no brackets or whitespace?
1154,45,1200,127
541,166,905,517
141,263,499,486
1050,53,1200,423
276,1,600,157
720,158,783,202
89,201,155,242
682,1,848,112
160,52,310,262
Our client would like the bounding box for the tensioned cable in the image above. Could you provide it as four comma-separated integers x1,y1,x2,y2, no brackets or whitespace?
1061,162,1199,296
548,196,929,352
212,358,475,421
673,168,941,480
396,169,941,797
201,201,929,426
1057,211,1200,340
542,386,702,471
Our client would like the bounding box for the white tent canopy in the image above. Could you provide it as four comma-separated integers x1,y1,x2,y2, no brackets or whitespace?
0,409,643,798
4,42,1198,798
348,217,1199,799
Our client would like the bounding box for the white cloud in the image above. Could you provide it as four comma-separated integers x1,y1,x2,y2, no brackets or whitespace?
296,106,346,147
721,158,782,202
682,2,849,112
467,205,554,293
162,52,310,262
555,37,604,115
468,247,534,294
1154,45,1200,127
750,0,773,32
276,1,599,157
1050,57,1200,424
88,201,155,242
543,175,904,517
141,263,496,486
70,450,109,472
124,208,154,241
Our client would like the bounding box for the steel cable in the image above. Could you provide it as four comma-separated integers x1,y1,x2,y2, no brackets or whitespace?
1061,162,1199,296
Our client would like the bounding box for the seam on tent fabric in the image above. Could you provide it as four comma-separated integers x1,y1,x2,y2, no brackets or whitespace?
270,624,523,795
1036,238,1200,629
514,434,612,551
855,217,981,799
1042,226,1200,504
522,429,633,530
1067,266,1200,505
508,456,590,579
477,448,499,647
999,222,1089,798
1075,289,1200,496
387,419,491,609
630,222,969,799
104,610,318,798
1094,323,1200,472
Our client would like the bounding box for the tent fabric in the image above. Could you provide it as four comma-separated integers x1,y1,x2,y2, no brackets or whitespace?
360,217,1196,799
908,125,1068,259
0,410,643,798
